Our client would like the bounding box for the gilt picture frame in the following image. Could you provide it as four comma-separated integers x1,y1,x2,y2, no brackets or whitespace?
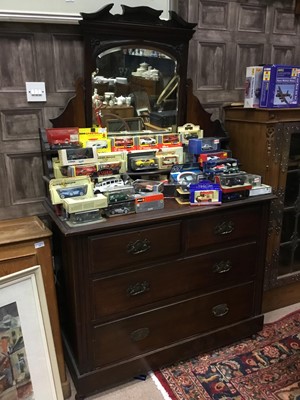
0,265,63,400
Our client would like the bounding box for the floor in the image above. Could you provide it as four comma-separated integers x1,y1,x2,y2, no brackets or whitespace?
67,302,300,400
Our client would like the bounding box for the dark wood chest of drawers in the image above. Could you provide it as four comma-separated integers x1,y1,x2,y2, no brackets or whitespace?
47,195,273,399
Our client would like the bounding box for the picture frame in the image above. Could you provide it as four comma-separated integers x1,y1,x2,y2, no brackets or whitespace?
0,265,63,400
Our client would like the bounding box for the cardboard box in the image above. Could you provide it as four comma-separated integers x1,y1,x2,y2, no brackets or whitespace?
259,65,300,108
244,66,263,108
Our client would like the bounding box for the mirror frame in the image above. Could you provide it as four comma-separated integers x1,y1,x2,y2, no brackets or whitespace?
79,4,196,128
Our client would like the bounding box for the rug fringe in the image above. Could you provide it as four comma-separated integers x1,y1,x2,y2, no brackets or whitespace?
264,306,300,325
150,371,174,400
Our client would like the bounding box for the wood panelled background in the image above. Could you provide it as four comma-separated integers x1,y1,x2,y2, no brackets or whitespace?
0,0,300,219
0,23,84,219
179,0,300,121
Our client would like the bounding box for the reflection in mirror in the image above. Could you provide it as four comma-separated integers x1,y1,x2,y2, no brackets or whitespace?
91,47,177,131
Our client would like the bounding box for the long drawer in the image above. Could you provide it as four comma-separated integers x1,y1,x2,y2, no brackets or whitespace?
185,205,261,252
91,282,255,368
88,221,181,273
90,242,257,319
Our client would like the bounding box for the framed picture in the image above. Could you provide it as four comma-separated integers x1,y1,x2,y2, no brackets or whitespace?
0,265,63,400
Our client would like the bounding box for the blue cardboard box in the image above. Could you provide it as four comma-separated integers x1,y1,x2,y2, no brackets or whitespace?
259,65,300,108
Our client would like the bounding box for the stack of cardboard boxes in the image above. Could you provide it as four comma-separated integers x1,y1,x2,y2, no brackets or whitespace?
244,64,300,108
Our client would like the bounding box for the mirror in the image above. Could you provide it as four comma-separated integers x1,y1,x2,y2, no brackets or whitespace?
91,46,178,130
79,4,196,130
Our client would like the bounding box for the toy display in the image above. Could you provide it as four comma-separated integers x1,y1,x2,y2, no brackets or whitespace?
42,122,272,226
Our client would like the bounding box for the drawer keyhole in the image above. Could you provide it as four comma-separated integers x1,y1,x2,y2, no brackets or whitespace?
127,239,151,255
214,221,235,235
127,281,150,296
212,303,229,317
213,260,232,274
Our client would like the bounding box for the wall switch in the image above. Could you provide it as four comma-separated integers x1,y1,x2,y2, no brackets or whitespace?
26,82,47,102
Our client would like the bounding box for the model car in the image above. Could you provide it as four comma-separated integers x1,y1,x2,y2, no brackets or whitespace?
75,166,98,176
202,144,214,151
94,178,124,194
114,138,134,147
90,140,108,149
108,192,129,203
57,185,87,199
110,206,130,215
135,159,157,168
140,137,156,145
162,134,179,144
223,176,246,187
162,156,178,166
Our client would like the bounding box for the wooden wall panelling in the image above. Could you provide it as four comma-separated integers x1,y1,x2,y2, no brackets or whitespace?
182,0,300,123
0,22,84,220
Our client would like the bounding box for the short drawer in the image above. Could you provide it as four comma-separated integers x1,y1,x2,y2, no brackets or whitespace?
185,205,261,252
90,242,257,319
91,282,255,368
88,221,181,273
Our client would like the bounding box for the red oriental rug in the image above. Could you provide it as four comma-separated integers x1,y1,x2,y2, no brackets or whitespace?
154,310,300,400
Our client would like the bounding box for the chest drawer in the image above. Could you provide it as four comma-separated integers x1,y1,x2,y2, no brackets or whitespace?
91,282,255,368
90,242,257,319
88,221,181,273
185,205,261,252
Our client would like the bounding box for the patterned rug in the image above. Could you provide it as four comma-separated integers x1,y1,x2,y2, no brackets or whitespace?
154,310,300,400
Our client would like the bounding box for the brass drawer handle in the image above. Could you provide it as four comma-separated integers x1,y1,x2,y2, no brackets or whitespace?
214,221,235,235
212,303,229,317
127,239,151,255
127,281,150,296
213,260,232,274
130,327,150,342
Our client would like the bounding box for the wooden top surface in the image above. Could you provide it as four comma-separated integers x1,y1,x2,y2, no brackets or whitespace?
0,216,52,245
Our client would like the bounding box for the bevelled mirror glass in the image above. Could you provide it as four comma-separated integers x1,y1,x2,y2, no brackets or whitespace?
91,46,178,130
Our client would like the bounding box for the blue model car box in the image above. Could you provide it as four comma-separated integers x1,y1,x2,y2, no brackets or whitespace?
259,65,300,108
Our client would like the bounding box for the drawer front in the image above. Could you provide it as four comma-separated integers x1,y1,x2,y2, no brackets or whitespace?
88,222,181,273
90,242,257,319
91,282,255,368
185,206,261,251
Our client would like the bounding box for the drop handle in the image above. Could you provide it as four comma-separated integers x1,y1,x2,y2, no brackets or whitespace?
212,303,229,317
127,238,151,255
213,260,232,274
214,220,235,235
127,281,150,296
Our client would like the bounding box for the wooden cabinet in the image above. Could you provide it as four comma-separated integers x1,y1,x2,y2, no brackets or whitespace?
46,195,273,399
0,216,70,398
224,107,300,290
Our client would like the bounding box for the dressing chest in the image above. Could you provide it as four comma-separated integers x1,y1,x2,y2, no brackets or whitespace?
46,195,273,399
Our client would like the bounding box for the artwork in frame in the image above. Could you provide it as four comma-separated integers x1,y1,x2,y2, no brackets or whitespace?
0,265,63,400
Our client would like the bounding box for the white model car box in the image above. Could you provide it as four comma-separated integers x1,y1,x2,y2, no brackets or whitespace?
49,176,94,205
62,195,107,213
244,66,263,108
58,146,98,166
